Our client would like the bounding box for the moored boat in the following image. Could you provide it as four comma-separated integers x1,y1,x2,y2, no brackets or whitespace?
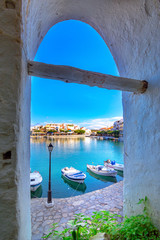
87,168,117,183
30,171,43,191
104,160,124,172
61,167,86,183
31,185,43,198
87,164,117,177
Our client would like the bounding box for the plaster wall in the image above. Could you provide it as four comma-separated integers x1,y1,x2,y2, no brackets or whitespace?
0,0,31,239
25,0,160,229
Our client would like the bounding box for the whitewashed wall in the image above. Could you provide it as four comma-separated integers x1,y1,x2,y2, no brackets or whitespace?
26,0,160,229
0,0,31,240
26,0,160,231
0,0,160,239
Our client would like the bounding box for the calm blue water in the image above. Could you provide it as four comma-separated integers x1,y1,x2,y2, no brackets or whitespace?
30,137,123,198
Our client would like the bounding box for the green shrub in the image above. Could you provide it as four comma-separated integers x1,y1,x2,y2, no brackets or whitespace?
42,197,160,240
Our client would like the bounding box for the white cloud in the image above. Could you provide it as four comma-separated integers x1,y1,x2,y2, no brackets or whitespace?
78,116,123,130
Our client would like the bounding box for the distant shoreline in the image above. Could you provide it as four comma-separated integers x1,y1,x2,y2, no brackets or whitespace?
30,135,123,141
30,135,86,139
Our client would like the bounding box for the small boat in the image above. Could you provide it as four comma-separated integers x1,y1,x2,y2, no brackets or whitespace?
87,168,117,183
30,171,43,191
87,164,117,177
61,167,86,183
104,160,124,172
31,185,43,198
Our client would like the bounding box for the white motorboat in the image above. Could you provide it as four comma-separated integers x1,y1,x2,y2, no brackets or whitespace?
30,171,43,191
87,164,117,177
61,167,86,183
104,160,124,172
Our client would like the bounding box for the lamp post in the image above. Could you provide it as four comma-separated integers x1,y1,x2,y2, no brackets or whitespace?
47,143,53,205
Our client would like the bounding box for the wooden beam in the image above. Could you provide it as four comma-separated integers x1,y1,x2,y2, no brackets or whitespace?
28,61,148,93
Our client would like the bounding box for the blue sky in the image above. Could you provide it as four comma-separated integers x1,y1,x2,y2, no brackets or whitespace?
31,20,123,129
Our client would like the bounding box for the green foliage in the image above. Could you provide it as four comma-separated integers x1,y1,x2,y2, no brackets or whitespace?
97,130,120,138
47,130,57,133
97,131,102,135
65,130,70,133
74,130,85,135
42,197,160,240
107,197,160,240
113,130,120,138
106,130,113,136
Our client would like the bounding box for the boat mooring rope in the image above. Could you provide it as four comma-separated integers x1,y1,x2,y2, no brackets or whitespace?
70,182,81,198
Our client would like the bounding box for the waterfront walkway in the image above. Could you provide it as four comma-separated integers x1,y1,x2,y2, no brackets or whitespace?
31,181,123,240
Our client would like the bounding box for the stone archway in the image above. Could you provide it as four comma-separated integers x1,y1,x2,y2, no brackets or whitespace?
0,1,160,239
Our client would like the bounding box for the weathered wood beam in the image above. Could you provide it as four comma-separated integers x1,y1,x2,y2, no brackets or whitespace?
28,61,148,93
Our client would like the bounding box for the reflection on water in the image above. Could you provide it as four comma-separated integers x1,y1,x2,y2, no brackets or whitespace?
31,185,43,198
30,137,123,198
117,170,123,177
87,169,117,183
61,175,87,193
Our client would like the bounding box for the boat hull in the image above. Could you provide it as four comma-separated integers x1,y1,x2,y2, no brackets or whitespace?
114,165,123,172
62,173,85,183
31,185,43,198
30,171,43,191
30,182,42,191
87,168,117,183
87,165,117,177
104,162,124,172
61,167,86,184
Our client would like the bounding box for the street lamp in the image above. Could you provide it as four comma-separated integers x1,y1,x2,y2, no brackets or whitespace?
47,143,54,205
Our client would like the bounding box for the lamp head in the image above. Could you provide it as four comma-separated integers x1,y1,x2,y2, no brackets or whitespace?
48,143,53,152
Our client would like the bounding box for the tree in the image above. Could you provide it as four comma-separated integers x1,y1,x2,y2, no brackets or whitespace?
74,130,85,135
47,130,57,133
105,130,113,136
113,130,120,138
97,131,102,135
65,130,70,133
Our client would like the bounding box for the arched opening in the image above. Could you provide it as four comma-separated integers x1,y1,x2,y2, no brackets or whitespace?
31,20,122,128
31,20,123,238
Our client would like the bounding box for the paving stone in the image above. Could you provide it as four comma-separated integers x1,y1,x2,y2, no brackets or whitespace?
62,213,68,218
32,222,42,232
37,211,44,217
43,225,52,235
72,200,84,206
55,226,64,232
36,216,43,222
90,195,96,200
59,217,70,224
54,214,62,219
68,212,74,217
81,208,86,213
31,181,123,239
32,233,43,240
42,220,53,228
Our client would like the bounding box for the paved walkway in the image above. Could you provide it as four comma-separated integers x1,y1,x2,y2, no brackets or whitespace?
31,181,123,240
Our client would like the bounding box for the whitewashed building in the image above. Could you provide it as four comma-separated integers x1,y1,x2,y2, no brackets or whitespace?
113,119,123,131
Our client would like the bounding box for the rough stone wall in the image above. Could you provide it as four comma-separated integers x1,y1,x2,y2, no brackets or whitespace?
0,0,31,239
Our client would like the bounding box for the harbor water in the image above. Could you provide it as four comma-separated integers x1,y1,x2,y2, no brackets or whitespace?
30,137,123,198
